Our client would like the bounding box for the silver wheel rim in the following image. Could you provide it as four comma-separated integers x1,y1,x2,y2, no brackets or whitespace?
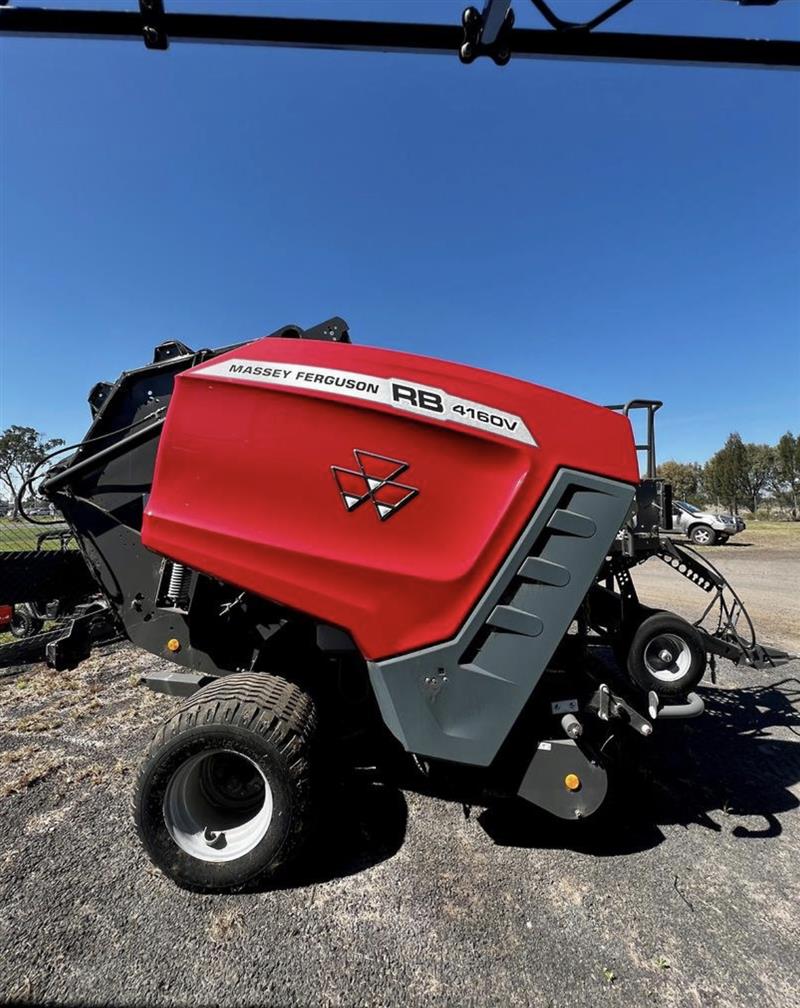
163,749,273,863
694,527,711,543
643,633,692,683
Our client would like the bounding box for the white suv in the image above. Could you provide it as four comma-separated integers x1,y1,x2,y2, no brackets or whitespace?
671,501,745,546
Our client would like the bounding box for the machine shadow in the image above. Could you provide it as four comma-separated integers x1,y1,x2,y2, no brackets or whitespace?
263,678,799,889
479,677,800,855
266,775,409,891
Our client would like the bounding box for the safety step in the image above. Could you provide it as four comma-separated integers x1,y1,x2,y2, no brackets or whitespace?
487,605,543,637
547,508,596,538
517,556,570,586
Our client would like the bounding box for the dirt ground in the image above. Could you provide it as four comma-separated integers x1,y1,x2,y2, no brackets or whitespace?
0,525,798,1008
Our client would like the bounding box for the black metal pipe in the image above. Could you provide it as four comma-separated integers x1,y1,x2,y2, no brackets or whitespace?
41,417,165,493
646,406,656,478
1,7,798,70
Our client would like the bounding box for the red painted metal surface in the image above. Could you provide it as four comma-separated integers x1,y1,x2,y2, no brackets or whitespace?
142,339,638,660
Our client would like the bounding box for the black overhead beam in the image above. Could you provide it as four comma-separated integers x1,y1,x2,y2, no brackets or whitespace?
0,5,799,70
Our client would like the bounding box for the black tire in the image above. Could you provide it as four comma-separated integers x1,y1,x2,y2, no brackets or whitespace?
626,611,707,699
609,604,656,674
717,534,729,544
690,525,716,546
10,604,44,639
133,672,318,893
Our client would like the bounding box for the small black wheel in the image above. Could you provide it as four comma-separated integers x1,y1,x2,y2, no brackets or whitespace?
10,604,44,639
690,525,716,546
626,611,707,699
133,672,318,893
717,534,729,544
610,604,656,674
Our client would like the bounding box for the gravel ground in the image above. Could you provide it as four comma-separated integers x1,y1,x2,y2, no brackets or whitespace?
1,527,799,1008
1,644,798,1008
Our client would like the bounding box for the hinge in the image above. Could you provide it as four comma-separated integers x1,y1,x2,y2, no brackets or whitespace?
139,0,168,51
459,3,515,66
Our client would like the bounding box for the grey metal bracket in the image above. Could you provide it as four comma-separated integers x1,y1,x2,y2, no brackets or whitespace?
590,683,653,737
141,669,212,697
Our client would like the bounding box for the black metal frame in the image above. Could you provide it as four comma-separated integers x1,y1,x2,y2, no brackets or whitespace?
597,517,795,670
593,396,793,669
0,601,118,675
606,399,662,479
1,2,798,70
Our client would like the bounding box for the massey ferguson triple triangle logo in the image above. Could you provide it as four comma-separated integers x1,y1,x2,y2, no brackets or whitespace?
331,450,418,521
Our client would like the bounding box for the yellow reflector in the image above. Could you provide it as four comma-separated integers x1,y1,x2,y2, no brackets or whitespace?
564,773,581,792
166,638,181,653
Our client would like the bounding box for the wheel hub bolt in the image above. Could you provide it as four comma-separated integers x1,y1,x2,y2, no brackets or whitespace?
659,649,673,662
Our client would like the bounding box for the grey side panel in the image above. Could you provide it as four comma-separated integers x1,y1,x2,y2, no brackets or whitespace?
368,469,634,766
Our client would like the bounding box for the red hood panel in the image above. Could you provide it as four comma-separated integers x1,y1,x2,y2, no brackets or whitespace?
142,339,638,660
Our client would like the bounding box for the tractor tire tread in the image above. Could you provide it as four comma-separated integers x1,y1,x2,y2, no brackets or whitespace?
132,672,317,892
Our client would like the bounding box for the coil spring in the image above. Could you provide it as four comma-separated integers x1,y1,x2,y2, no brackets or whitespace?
167,563,190,605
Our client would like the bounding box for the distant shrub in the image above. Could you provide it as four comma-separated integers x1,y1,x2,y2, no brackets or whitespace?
742,506,794,522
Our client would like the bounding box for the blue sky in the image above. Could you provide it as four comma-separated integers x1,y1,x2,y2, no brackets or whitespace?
1,0,799,463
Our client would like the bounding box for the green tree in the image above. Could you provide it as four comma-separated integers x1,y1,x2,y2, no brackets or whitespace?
775,431,800,519
657,460,705,504
704,432,747,514
739,443,776,515
0,426,64,520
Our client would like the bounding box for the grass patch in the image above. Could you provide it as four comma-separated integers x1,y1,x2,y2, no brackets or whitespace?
739,520,800,544
0,517,74,552
12,710,66,733
0,746,65,798
673,520,800,551
0,619,58,647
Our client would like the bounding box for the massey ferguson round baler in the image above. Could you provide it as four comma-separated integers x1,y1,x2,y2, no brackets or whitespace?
34,317,790,892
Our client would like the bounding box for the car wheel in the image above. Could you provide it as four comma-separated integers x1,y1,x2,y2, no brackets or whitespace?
690,525,716,546
10,604,45,639
133,672,318,893
626,612,707,698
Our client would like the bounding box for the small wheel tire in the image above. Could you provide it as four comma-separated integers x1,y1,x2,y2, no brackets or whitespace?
690,525,716,546
10,604,44,639
133,672,318,893
610,605,656,673
626,612,707,699
717,534,729,544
